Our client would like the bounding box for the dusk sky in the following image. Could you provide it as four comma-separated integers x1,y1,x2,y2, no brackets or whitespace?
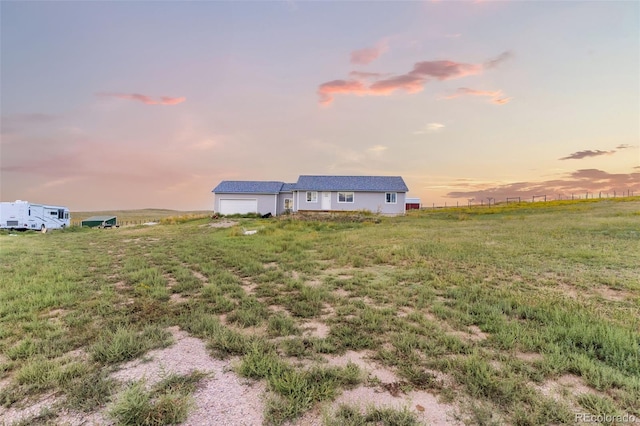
1,1,638,211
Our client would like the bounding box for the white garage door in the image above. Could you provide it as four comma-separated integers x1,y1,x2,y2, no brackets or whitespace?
219,199,258,215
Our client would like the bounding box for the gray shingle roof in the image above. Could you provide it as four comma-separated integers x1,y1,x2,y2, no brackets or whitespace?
212,176,409,194
295,176,408,192
280,183,297,192
212,181,284,194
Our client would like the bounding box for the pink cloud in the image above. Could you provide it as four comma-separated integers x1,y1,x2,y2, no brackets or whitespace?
444,87,501,99
97,92,186,106
159,96,187,105
409,60,482,80
443,87,512,105
317,80,369,106
318,51,512,105
369,74,426,95
350,40,389,65
446,169,640,201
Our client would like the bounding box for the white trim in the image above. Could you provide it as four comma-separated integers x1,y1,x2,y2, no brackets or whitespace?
306,191,318,203
385,192,397,204
337,192,354,203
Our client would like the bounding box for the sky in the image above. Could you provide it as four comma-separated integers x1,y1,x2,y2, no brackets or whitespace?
1,1,638,211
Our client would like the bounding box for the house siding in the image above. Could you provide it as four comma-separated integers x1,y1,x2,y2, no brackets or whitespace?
295,191,406,215
214,193,277,216
276,192,294,216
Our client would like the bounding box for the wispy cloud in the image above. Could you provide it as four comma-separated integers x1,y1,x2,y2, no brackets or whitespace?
413,122,445,134
350,39,389,65
443,87,511,105
97,92,186,106
349,71,388,80
1,113,59,135
410,60,482,80
483,51,513,69
446,168,640,200
318,51,512,105
559,149,616,160
3,113,58,123
616,144,636,150
367,145,388,156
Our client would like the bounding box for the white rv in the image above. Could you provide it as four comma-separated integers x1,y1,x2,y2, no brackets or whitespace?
0,200,70,231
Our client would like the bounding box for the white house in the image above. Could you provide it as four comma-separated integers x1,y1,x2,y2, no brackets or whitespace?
212,175,409,216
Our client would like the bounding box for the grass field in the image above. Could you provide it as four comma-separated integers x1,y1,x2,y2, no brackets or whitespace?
1,198,639,425
70,209,211,227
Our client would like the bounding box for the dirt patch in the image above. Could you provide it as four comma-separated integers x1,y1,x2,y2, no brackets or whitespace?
207,220,238,229
192,270,208,283
301,320,330,339
111,326,266,424
536,374,592,399
121,238,141,243
595,286,630,302
170,293,189,303
329,386,460,426
515,352,544,363
0,393,60,426
307,278,323,287
553,283,581,300
320,303,336,319
448,325,488,342
325,350,398,383
397,307,413,318
241,277,257,295
165,274,178,289
332,288,350,298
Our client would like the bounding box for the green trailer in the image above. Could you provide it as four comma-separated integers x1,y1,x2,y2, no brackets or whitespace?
81,215,118,228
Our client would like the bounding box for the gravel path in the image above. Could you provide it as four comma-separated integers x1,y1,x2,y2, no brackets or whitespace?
3,327,459,425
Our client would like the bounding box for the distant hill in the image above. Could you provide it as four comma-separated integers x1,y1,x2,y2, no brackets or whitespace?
71,209,211,224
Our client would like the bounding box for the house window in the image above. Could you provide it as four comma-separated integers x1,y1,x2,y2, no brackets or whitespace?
284,199,293,210
306,191,318,202
385,192,397,204
338,192,354,203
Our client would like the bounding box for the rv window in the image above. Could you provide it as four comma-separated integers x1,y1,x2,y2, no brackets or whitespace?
65,213,69,219
58,209,64,219
50,211,57,216
28,209,31,216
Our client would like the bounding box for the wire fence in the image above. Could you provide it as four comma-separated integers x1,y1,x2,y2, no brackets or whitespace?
423,189,637,209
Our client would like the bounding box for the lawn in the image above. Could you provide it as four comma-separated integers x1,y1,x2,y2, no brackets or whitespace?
1,198,639,425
